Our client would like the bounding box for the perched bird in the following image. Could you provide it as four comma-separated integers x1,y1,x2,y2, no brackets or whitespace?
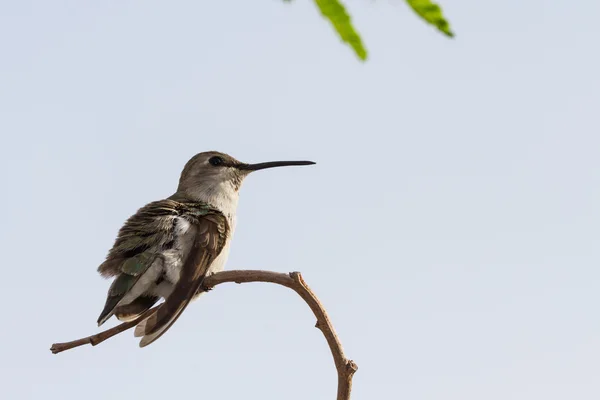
96,151,315,347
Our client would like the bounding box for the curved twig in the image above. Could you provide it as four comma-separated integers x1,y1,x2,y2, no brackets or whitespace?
50,270,357,400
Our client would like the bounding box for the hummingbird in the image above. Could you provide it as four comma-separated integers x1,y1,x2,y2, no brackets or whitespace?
96,151,315,347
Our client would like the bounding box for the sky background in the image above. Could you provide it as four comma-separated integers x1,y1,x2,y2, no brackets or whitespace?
1,1,599,399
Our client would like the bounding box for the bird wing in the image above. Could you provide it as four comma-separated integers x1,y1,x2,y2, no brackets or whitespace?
96,200,184,326
96,251,161,326
134,212,228,347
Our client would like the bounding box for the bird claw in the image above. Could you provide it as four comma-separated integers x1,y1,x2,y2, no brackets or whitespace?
200,283,214,292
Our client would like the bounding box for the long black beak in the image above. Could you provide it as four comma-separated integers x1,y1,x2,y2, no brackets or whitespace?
238,160,316,171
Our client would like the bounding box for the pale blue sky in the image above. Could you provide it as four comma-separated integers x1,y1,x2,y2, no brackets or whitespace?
1,1,599,399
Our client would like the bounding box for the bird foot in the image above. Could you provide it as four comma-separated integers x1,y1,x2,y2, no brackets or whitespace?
200,283,214,292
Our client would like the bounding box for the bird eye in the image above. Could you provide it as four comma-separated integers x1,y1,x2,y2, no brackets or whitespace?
209,156,224,167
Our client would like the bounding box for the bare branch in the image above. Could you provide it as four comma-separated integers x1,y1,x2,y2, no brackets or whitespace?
50,270,357,400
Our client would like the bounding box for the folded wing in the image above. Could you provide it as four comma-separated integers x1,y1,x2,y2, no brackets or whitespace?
96,200,182,326
135,212,228,347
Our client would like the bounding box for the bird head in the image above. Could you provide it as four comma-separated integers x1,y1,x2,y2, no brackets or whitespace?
175,151,315,205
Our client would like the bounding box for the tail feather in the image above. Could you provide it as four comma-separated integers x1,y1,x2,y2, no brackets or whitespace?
97,274,141,327
97,297,120,326
114,296,159,322
136,293,196,347
138,314,179,347
134,315,151,337
135,279,206,347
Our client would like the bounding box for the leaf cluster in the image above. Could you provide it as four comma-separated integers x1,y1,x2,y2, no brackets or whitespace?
286,0,454,61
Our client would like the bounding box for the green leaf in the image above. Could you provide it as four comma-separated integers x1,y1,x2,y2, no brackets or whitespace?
314,0,368,61
406,0,454,37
